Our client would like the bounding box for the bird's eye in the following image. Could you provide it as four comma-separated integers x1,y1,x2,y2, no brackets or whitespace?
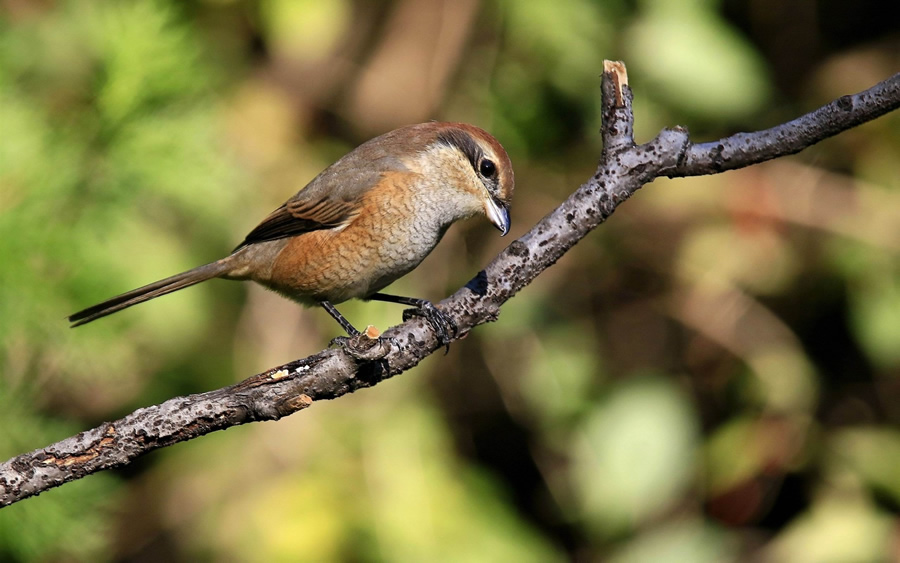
479,158,497,178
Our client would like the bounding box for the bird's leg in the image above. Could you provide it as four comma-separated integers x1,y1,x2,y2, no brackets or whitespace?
323,301,392,361
365,293,457,351
321,301,360,336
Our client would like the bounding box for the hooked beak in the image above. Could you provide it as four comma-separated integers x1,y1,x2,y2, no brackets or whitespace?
485,196,510,236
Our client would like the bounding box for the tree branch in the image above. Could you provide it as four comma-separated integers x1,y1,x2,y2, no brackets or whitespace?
675,75,900,176
2,64,897,507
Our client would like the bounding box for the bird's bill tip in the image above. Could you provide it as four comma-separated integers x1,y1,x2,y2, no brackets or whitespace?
485,198,510,236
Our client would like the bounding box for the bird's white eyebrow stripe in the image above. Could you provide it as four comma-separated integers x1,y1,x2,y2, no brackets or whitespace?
436,129,484,172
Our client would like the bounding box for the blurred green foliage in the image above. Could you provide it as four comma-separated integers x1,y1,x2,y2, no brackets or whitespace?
1,0,898,561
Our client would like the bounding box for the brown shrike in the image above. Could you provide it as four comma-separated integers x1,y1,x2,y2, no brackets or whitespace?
69,122,515,346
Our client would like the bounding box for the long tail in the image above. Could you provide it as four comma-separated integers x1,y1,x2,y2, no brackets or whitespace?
68,259,233,327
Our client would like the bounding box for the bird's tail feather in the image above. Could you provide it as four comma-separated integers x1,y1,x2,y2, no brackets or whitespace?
68,259,232,327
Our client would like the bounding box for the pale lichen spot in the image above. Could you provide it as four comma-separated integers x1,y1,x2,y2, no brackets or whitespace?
270,369,289,380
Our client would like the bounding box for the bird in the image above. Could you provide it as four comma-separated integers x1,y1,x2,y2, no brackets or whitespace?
68,122,514,347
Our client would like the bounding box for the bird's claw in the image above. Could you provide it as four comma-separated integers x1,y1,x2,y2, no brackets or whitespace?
403,301,457,353
331,326,395,361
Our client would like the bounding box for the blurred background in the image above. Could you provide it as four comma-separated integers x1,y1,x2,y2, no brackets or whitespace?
1,0,899,560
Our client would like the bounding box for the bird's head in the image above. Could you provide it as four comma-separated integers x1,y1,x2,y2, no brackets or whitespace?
391,122,514,236
435,123,514,235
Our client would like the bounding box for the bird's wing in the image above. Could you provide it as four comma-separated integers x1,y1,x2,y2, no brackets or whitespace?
232,196,360,251
233,132,416,252
235,190,359,250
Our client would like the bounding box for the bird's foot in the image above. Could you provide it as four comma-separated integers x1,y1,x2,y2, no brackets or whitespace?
331,325,394,361
403,301,457,353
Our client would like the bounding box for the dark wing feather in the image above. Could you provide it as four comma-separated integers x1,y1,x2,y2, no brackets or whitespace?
233,197,358,251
